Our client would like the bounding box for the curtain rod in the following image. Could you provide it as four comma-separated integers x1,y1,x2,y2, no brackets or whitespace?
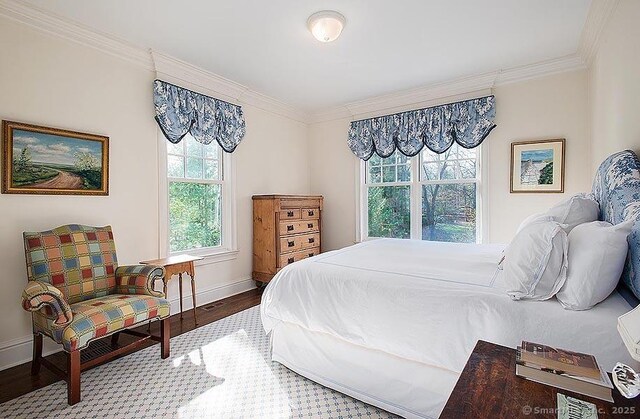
350,94,494,123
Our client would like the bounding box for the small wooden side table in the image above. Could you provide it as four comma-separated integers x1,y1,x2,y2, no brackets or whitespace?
440,340,640,418
140,254,203,325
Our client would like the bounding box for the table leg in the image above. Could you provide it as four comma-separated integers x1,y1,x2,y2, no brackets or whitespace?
191,272,197,326
178,273,184,320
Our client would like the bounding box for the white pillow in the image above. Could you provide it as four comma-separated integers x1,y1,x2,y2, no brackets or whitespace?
546,193,599,233
516,213,553,234
556,220,633,310
503,218,568,301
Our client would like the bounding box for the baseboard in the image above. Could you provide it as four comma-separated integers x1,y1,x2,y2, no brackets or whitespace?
165,277,257,315
0,278,256,371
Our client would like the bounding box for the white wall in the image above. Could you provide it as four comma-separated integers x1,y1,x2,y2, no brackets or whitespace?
487,71,590,242
0,16,310,369
309,70,591,249
589,0,640,171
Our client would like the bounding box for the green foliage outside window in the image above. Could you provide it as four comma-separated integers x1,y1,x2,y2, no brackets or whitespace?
368,186,411,239
169,182,221,252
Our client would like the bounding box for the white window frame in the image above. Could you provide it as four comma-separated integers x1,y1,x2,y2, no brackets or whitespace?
356,145,487,244
158,132,238,264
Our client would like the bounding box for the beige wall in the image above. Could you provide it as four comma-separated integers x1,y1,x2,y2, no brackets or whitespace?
309,70,591,249
589,0,640,171
487,71,590,242
0,17,309,368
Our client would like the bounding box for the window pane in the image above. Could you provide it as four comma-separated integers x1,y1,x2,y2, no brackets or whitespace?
367,150,411,184
397,164,411,181
368,186,410,239
169,182,221,252
167,155,184,178
421,145,477,181
422,162,440,180
204,159,219,180
422,183,476,243
204,142,219,159
186,135,203,157
455,159,477,179
167,141,184,156
186,157,203,179
382,165,396,182
368,166,381,183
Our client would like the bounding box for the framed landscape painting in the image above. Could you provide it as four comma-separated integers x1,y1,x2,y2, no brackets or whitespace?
510,139,565,193
2,120,109,195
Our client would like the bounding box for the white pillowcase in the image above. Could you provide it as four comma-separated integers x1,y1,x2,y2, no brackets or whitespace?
546,193,599,233
516,213,553,234
503,218,568,301
556,220,633,310
516,194,599,235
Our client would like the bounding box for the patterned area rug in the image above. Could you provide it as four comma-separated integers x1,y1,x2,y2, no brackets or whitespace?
0,306,396,418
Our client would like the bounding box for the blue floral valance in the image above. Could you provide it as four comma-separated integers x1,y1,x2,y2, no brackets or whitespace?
347,95,496,160
153,80,246,153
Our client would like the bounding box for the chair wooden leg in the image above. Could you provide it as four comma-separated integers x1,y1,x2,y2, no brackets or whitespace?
160,318,170,359
31,333,42,376
67,350,81,405
111,332,120,347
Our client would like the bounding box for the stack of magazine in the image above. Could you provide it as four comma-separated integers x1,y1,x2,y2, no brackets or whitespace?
516,341,613,402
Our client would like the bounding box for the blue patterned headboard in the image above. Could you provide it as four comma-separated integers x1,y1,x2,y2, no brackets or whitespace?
592,150,640,304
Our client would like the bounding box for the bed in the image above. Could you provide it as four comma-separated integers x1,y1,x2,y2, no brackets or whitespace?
260,150,640,419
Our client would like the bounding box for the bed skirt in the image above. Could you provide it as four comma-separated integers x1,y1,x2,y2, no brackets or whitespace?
270,321,459,419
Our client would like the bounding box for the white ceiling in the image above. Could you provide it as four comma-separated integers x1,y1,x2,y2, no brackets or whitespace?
23,0,591,112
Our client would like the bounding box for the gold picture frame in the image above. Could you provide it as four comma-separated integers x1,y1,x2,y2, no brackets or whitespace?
510,139,565,193
2,120,109,195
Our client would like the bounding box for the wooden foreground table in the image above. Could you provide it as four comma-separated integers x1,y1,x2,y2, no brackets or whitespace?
140,254,203,325
441,340,639,418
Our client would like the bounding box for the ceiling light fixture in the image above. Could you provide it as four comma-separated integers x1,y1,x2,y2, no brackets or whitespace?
307,10,346,43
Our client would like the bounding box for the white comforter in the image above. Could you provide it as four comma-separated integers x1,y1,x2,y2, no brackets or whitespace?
261,238,636,377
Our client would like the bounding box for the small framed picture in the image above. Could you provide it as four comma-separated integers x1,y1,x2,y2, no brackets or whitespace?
2,120,109,195
510,139,565,193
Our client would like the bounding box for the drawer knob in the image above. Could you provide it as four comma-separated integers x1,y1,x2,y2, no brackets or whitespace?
288,257,294,264
287,225,294,231
308,210,314,216
287,211,294,217
308,238,315,244
287,241,294,247
307,223,313,228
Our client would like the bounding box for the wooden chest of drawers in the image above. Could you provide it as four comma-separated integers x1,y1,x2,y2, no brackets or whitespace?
252,195,323,285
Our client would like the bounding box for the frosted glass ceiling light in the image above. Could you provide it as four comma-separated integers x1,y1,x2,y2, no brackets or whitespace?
307,10,346,43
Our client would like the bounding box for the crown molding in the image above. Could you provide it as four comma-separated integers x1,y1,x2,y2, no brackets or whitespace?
310,53,586,124
0,0,605,126
494,53,586,85
152,51,248,104
151,51,310,123
578,0,619,65
0,0,153,70
0,0,310,123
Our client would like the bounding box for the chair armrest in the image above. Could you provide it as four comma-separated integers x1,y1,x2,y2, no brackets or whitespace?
22,281,73,327
115,265,165,297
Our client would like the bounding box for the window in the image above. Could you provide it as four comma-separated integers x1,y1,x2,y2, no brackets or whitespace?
362,144,482,243
165,134,227,254
366,151,411,239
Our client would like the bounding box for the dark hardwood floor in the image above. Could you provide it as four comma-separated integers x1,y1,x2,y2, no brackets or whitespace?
0,288,263,405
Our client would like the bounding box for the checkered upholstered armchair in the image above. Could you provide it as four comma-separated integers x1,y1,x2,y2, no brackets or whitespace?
21,224,171,405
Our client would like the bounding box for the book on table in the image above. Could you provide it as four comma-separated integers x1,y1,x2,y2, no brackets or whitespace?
516,342,613,402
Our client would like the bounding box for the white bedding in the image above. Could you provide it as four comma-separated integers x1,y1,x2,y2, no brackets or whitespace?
261,239,637,415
